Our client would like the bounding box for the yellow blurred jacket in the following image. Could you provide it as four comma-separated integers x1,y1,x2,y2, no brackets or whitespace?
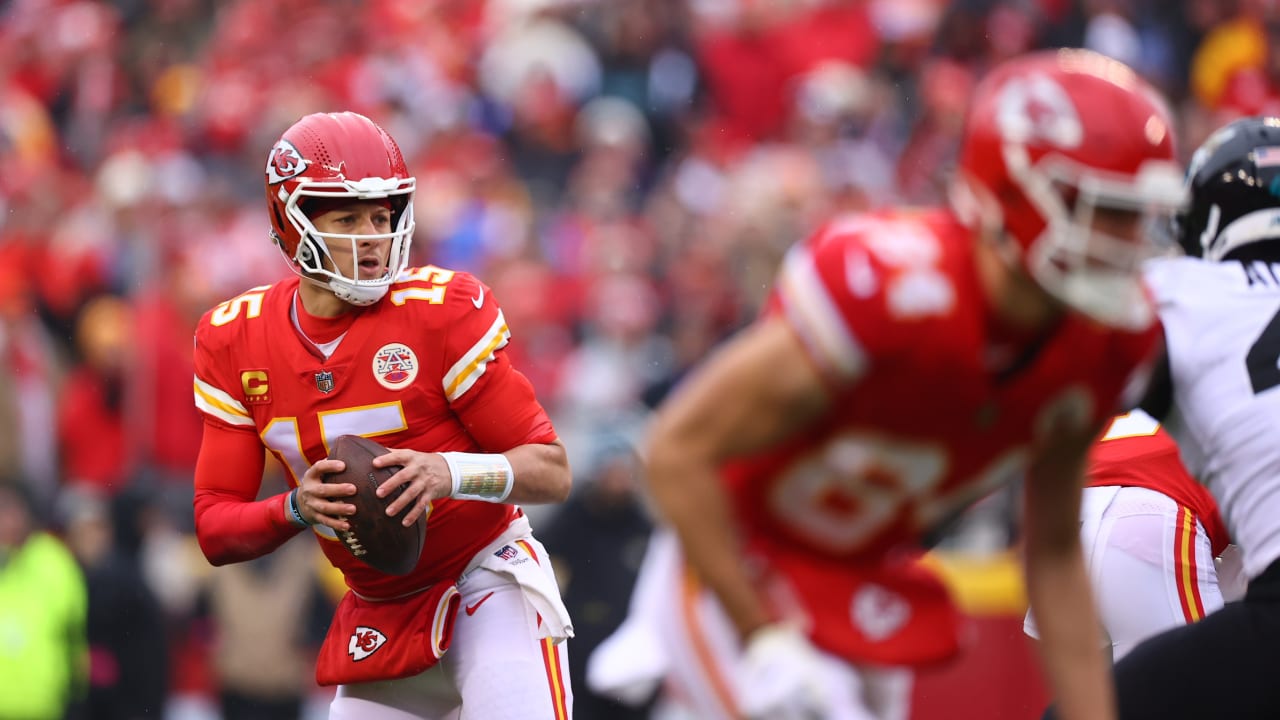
1191,15,1267,109
0,533,88,720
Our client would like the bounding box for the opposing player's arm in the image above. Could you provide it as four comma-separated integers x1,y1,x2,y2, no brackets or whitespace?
1023,423,1116,720
646,315,832,639
1136,263,1180,421
1135,346,1173,422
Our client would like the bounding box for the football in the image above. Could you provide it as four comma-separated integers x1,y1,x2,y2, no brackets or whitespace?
321,434,425,575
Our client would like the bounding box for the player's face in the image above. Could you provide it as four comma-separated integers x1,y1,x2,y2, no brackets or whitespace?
1090,206,1143,244
311,202,395,281
1082,206,1147,270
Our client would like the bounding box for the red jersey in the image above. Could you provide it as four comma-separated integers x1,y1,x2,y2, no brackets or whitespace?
724,210,1160,664
1086,411,1230,555
192,266,558,599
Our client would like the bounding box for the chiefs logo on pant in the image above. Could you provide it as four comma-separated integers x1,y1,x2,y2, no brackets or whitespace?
349,626,388,661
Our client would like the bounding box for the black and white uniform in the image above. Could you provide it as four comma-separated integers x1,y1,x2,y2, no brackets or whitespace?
1102,256,1280,719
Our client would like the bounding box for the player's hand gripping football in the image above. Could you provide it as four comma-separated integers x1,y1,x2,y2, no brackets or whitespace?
371,450,454,526
738,623,830,720
295,458,358,532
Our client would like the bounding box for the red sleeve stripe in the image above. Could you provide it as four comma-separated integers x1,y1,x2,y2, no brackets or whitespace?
1173,505,1207,623
539,637,571,720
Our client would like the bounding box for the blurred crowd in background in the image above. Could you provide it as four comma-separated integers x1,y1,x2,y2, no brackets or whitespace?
2,0,1279,718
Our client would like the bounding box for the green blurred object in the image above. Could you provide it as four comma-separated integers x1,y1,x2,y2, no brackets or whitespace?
0,532,88,720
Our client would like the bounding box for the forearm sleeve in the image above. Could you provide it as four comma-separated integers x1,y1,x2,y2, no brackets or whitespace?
193,419,302,565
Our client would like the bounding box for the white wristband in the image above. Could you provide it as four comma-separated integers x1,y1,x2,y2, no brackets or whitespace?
440,452,514,503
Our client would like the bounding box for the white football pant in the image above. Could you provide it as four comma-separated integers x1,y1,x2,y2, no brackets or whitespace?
330,527,572,719
590,527,911,720
1025,485,1225,661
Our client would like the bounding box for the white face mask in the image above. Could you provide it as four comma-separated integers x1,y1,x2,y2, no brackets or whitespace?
1039,260,1153,329
279,178,417,306
1012,153,1186,328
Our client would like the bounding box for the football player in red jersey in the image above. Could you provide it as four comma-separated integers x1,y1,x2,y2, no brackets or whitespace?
637,49,1186,720
191,111,574,720
1024,410,1242,661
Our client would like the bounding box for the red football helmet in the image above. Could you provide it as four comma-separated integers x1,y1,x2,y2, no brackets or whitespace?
951,49,1185,328
265,111,415,306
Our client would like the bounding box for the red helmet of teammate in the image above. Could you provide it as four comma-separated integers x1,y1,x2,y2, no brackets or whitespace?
264,111,415,306
952,48,1185,328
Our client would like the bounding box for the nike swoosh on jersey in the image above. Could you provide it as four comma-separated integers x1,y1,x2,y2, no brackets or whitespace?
465,591,495,616
471,287,485,309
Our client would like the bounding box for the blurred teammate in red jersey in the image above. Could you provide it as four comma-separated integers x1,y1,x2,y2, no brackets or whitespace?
634,49,1186,720
1024,410,1242,662
190,111,574,720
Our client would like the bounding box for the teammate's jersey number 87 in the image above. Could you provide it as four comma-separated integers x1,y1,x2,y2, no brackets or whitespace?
768,432,1027,554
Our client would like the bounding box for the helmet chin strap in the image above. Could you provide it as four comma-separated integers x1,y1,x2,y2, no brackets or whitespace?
295,272,388,307
327,277,388,306
1052,270,1151,331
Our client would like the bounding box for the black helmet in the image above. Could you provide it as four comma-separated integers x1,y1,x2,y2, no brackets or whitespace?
1175,116,1280,261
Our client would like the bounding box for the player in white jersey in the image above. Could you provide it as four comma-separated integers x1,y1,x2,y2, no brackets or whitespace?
1045,117,1280,719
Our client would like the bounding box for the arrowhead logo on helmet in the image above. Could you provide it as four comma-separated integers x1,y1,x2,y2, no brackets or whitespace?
266,139,310,184
994,73,1083,149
